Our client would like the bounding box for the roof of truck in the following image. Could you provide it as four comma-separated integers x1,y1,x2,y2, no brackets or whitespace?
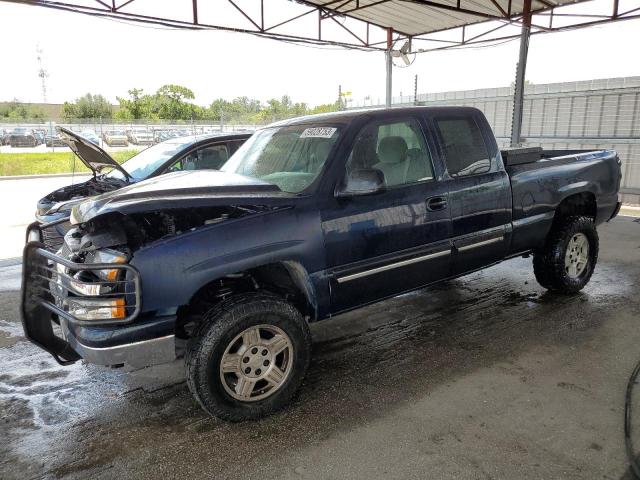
267,106,482,127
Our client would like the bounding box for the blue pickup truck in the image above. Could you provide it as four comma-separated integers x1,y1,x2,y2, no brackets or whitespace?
22,107,621,421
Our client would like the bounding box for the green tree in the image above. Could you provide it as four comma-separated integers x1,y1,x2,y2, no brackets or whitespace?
0,99,45,120
207,97,262,122
63,93,113,119
154,84,197,120
116,88,155,120
309,102,340,115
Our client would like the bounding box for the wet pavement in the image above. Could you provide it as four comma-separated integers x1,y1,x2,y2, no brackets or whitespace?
2,216,640,479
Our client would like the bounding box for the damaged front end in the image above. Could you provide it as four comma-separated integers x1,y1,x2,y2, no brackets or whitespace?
36,178,126,251
22,203,282,367
79,204,277,250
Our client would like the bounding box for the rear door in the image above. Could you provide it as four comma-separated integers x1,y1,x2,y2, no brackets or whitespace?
322,115,453,313
429,110,512,275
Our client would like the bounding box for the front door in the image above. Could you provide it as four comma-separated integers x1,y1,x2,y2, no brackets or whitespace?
322,116,453,314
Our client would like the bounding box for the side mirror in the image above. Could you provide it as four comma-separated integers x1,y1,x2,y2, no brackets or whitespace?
335,168,386,198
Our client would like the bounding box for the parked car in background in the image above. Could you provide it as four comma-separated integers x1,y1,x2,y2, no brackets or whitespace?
9,127,38,147
34,127,251,249
104,130,129,147
129,129,154,145
153,130,171,143
22,107,622,421
45,133,67,147
81,130,100,146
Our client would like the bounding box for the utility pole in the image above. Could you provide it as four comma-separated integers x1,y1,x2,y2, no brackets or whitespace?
36,45,49,104
510,0,532,147
338,84,343,111
414,74,418,105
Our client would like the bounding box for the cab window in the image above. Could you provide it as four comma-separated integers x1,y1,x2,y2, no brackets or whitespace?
345,119,433,187
433,116,492,177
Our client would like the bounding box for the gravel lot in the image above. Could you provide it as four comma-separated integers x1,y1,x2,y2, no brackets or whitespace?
1,215,640,479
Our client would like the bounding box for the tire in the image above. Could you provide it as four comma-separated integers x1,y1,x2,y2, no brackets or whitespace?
185,292,312,421
533,215,599,293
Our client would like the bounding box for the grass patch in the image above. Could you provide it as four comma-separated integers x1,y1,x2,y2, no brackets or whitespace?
0,150,138,176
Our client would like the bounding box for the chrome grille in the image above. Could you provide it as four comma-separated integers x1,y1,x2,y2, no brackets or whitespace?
40,221,71,252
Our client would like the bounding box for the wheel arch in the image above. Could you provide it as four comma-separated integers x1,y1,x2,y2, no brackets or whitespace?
182,260,319,330
553,189,597,224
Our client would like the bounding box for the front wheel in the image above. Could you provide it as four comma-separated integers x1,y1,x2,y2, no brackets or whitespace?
533,215,599,293
185,293,311,421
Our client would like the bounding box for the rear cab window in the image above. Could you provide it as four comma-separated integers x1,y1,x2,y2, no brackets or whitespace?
433,115,492,177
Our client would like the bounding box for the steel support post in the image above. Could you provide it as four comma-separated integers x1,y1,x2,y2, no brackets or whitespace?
385,28,393,108
511,0,532,146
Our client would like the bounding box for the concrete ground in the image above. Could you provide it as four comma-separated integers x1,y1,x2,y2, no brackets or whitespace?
1,215,639,479
0,174,91,259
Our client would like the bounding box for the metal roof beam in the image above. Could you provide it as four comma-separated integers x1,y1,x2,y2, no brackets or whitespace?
402,0,507,21
489,0,510,18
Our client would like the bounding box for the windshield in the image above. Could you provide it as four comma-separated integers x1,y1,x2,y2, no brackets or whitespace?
221,125,340,193
107,139,193,181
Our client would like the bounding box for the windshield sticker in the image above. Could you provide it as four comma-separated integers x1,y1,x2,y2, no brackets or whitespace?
300,127,337,139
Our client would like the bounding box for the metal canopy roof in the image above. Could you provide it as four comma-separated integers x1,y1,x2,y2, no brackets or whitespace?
3,0,639,52
302,0,580,37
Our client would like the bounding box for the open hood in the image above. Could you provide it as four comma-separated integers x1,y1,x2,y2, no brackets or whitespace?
57,127,132,180
72,170,295,224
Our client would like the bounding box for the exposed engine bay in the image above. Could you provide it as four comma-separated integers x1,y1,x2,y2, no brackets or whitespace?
72,205,277,254
38,177,125,215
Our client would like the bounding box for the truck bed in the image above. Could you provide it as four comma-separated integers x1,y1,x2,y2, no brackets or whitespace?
505,149,621,254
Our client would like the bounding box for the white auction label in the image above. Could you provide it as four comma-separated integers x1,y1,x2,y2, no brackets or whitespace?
300,127,337,138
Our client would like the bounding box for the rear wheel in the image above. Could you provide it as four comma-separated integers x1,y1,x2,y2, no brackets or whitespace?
185,293,311,421
533,215,598,293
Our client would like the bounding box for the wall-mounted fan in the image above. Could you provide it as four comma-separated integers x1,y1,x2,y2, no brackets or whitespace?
391,40,416,67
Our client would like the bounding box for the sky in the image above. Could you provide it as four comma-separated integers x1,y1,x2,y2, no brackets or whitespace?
0,0,639,108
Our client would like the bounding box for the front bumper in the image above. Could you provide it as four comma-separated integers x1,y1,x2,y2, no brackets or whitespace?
61,321,176,368
608,201,622,221
21,242,176,367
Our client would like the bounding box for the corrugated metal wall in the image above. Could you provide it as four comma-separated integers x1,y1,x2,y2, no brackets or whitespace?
357,77,640,203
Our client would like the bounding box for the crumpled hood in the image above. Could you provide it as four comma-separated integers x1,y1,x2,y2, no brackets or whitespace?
72,170,295,224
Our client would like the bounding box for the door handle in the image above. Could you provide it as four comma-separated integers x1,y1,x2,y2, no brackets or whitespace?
426,196,448,212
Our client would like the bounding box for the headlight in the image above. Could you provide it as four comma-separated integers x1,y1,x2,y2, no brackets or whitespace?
67,297,126,321
86,248,128,281
70,272,111,296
